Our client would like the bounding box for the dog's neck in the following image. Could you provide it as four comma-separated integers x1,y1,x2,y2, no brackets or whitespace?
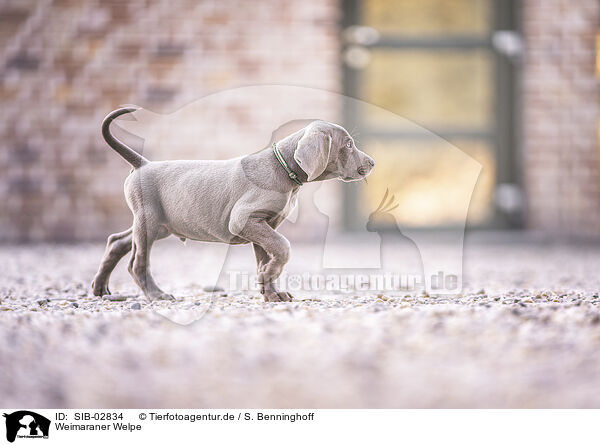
241,135,309,192
271,137,308,186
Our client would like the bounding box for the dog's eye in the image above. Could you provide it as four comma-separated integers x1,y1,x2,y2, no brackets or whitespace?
346,141,352,149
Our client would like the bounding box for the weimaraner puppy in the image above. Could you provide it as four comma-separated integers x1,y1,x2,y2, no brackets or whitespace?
91,107,375,302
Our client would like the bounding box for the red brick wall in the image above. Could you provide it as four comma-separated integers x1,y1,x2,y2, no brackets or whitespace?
0,0,341,241
522,0,600,236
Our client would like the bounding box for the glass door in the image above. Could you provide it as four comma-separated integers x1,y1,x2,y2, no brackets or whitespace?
342,0,520,229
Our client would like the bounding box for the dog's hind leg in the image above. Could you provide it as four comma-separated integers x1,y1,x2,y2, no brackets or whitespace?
128,222,173,301
91,227,133,296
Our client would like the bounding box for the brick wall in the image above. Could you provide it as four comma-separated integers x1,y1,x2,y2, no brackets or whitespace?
522,0,600,236
0,0,341,242
2,0,600,241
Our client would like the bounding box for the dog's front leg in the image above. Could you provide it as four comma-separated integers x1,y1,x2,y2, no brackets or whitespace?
232,218,292,302
252,242,292,301
252,243,269,273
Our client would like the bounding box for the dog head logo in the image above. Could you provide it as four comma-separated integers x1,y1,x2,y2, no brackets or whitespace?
3,411,50,443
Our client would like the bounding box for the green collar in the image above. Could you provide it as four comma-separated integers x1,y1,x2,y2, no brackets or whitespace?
272,143,303,186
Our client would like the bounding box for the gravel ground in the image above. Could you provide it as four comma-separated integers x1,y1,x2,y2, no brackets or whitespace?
1,236,600,408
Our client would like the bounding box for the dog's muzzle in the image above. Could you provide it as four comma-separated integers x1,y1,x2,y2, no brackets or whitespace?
357,158,375,176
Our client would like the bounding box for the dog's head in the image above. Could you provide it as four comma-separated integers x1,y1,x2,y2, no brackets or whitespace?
293,121,375,182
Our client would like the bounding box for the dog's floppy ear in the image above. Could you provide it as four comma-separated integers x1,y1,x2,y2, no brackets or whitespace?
293,130,332,181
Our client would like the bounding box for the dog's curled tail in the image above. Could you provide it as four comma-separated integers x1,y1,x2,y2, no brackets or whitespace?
102,107,149,168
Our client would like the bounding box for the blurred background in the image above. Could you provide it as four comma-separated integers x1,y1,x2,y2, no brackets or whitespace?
0,0,598,242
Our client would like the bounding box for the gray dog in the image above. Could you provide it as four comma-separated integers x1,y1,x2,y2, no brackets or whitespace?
91,107,375,302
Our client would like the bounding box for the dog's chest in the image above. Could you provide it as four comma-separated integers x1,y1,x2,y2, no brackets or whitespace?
268,190,298,227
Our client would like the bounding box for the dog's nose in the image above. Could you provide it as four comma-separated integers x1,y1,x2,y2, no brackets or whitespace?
367,158,375,167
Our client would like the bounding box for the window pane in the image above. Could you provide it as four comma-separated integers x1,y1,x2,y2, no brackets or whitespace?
361,49,493,130
363,0,492,37
361,138,495,226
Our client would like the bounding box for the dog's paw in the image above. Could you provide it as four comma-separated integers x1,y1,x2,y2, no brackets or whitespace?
278,291,293,302
147,291,175,301
91,280,110,297
263,291,293,302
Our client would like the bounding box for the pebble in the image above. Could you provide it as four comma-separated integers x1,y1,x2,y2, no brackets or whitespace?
203,285,225,292
103,295,129,302
131,303,142,310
